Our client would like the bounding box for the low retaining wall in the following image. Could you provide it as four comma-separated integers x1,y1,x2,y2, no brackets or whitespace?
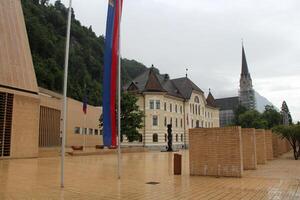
265,130,274,160
189,127,243,177
255,129,267,164
241,128,257,170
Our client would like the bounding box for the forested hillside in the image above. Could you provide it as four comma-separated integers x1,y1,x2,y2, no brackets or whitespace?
21,0,151,105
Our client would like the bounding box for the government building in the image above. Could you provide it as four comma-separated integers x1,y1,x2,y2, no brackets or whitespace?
124,67,220,149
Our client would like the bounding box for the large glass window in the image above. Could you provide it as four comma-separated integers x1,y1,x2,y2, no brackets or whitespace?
94,129,99,135
89,128,93,135
74,127,80,134
153,133,158,142
164,102,167,111
175,118,178,127
150,100,154,109
170,103,172,112
156,100,160,109
175,105,178,113
180,106,182,113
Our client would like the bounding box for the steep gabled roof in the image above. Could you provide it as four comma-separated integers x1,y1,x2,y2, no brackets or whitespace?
172,77,204,99
143,68,166,92
206,91,218,108
215,96,240,111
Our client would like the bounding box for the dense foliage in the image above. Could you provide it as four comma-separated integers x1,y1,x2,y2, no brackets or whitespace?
99,92,144,142
22,0,149,105
233,105,282,129
273,125,300,160
120,92,144,142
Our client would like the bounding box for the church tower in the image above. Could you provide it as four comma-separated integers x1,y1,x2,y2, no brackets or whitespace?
239,44,256,110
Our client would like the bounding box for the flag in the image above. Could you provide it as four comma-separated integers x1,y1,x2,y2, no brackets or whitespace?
82,95,87,114
103,0,122,147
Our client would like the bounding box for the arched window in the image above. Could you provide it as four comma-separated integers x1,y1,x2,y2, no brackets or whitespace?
176,134,178,142
181,134,183,142
164,134,167,142
164,117,167,127
153,133,158,142
194,96,200,103
198,105,200,115
175,118,178,127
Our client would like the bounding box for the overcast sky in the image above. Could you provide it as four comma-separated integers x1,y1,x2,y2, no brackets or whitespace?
54,0,300,121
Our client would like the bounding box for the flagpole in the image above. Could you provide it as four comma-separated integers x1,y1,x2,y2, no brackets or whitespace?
83,114,87,151
61,0,72,188
117,0,122,179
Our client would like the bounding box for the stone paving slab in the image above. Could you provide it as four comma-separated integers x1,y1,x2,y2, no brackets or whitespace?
0,150,299,199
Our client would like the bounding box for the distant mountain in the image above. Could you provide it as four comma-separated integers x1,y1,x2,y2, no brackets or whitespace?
255,91,276,112
21,0,152,106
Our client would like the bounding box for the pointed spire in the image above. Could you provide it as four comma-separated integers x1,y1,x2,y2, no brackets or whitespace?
241,43,250,75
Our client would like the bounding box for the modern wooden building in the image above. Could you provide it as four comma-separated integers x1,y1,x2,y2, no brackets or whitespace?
0,0,103,159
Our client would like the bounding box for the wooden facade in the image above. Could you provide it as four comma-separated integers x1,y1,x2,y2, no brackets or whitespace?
39,106,61,147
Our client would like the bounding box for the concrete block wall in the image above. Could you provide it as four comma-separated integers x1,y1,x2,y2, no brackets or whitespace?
255,129,267,164
265,130,274,160
189,127,243,177
241,128,257,170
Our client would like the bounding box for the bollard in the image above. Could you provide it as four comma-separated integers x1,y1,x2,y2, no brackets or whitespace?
174,153,182,175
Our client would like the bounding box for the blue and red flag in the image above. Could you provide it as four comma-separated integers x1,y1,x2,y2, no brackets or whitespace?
103,0,122,147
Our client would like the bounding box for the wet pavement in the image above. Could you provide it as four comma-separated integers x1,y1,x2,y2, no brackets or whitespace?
0,150,299,199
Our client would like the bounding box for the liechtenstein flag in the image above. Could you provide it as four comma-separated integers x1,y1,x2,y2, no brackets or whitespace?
103,0,122,147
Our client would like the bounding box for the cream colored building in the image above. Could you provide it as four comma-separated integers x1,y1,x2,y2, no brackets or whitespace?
124,68,220,149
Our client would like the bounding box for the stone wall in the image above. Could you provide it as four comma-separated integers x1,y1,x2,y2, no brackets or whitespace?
189,127,243,177
241,128,257,170
255,129,267,164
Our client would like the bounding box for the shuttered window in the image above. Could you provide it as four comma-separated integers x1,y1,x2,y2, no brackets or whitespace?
0,92,13,157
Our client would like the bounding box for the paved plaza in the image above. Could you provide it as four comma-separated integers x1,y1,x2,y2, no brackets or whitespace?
0,150,300,199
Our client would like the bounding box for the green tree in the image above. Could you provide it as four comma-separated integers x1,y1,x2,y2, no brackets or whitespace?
121,92,144,142
273,125,300,160
281,101,293,125
233,104,248,125
262,105,282,129
238,110,267,129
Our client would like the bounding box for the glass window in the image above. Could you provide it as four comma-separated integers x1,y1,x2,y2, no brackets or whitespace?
180,106,182,113
164,117,167,127
170,103,172,112
74,127,80,134
176,118,178,127
164,102,167,111
83,128,87,135
176,134,178,142
153,115,158,126
153,133,158,142
156,100,160,109
100,129,103,135
175,105,178,113
181,134,183,142
181,118,183,128
193,104,195,114
198,106,200,115
150,100,154,109
94,129,99,135
139,134,143,142
194,96,200,103
89,128,93,135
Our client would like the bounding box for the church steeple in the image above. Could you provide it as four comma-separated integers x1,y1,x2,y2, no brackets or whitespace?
239,43,256,110
241,45,250,76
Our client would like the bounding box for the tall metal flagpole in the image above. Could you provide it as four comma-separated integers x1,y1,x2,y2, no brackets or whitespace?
117,0,122,179
61,0,72,188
